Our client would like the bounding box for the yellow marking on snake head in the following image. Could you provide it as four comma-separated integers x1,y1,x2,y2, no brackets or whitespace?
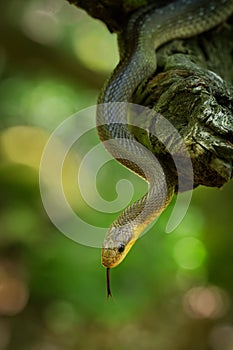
102,225,137,268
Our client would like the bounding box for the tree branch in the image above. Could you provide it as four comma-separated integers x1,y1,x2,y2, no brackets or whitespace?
67,0,233,189
132,24,233,189
67,0,171,32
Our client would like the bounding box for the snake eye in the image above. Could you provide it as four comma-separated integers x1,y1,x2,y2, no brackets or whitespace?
117,244,125,253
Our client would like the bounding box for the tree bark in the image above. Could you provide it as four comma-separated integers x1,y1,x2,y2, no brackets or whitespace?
67,0,171,32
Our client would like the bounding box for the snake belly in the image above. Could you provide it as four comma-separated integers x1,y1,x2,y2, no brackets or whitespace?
97,0,233,268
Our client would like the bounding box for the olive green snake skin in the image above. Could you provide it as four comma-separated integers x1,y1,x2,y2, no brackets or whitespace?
96,0,233,294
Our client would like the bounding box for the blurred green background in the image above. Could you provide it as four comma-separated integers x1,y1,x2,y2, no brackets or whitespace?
0,1,233,349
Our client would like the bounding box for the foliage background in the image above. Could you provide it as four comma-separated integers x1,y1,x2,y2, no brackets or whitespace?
0,1,233,349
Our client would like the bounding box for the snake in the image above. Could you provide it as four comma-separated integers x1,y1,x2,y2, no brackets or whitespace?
96,0,233,296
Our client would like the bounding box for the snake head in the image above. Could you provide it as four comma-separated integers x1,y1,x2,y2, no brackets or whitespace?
102,225,136,268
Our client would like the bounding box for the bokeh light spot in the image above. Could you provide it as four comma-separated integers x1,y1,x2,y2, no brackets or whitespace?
44,300,78,333
173,237,206,269
0,276,29,316
72,17,118,73
183,286,230,319
21,1,62,45
28,81,77,128
1,126,49,169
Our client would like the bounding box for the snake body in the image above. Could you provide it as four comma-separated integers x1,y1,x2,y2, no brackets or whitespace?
97,0,233,273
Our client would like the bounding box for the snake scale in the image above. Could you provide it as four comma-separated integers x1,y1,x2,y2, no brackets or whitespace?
96,0,233,296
